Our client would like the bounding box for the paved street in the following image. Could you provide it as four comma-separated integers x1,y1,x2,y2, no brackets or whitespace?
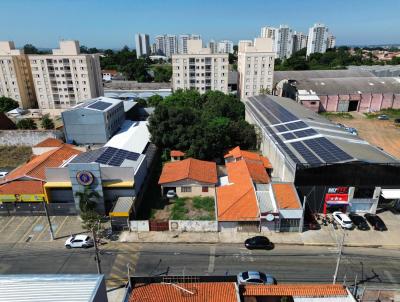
0,240,399,289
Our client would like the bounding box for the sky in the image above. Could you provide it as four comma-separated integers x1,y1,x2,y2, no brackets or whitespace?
1,0,400,49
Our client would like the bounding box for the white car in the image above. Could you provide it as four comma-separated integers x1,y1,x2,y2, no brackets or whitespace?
333,212,353,229
166,190,176,199
65,235,94,249
237,271,277,285
0,171,8,178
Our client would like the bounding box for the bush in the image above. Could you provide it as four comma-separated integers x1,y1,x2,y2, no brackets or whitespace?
41,114,55,129
193,196,215,212
171,198,189,220
16,118,37,129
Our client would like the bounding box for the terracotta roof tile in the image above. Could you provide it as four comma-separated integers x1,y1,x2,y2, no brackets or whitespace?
272,183,301,209
129,282,238,302
224,146,273,169
0,181,44,195
171,150,186,157
243,284,348,297
159,158,218,185
244,160,270,184
34,138,64,147
1,145,81,183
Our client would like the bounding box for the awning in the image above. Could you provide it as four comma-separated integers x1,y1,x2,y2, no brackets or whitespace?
44,181,72,188
381,189,400,199
109,197,135,217
103,180,134,188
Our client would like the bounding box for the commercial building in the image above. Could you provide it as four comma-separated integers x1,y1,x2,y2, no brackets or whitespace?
274,70,400,112
261,25,293,59
135,33,151,58
178,34,201,54
0,274,108,302
348,64,400,77
245,95,400,215
62,97,125,145
29,40,103,109
0,41,37,109
217,40,234,54
292,31,308,53
306,23,329,56
172,39,229,93
237,37,275,99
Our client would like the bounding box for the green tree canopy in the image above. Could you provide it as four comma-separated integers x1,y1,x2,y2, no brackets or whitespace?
41,114,55,129
16,118,37,130
75,186,100,213
0,96,18,112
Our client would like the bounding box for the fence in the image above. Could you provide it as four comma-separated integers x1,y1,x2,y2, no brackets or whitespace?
129,220,150,232
169,220,218,232
0,130,63,146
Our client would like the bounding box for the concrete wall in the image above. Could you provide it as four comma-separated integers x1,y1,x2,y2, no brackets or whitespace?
100,167,134,181
0,130,63,146
218,221,239,232
129,220,150,232
169,220,218,232
261,219,277,232
161,179,216,198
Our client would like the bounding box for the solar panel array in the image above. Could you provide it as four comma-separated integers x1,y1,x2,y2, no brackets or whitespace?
87,101,113,111
95,147,140,166
248,97,354,165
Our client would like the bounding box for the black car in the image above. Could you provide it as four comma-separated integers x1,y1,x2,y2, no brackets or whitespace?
244,236,273,250
349,213,370,231
364,213,387,231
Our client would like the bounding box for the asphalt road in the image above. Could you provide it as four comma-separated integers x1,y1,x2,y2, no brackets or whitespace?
0,242,400,288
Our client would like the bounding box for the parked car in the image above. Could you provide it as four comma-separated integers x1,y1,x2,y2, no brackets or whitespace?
0,171,8,178
65,235,94,249
394,118,400,124
244,236,273,250
237,271,277,285
377,114,389,120
364,213,387,231
349,213,370,231
332,212,353,229
166,190,176,199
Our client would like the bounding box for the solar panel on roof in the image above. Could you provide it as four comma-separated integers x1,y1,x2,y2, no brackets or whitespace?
290,141,323,164
95,147,118,164
256,97,298,123
293,128,318,138
87,101,113,111
275,125,288,132
286,121,308,130
126,152,140,161
282,133,296,140
303,138,353,163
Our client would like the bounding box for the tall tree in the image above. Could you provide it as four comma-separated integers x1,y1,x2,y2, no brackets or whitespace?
0,96,18,112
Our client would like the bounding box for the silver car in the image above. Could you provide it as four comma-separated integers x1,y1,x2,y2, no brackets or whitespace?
237,271,277,285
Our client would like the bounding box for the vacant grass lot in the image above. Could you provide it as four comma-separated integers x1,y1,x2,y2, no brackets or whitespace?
0,146,32,169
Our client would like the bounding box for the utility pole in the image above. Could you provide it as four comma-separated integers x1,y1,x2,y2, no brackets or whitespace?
333,231,345,284
43,201,54,240
92,226,102,274
299,196,307,232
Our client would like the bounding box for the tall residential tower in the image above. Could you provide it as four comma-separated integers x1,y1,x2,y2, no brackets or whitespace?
306,23,329,56
135,33,151,58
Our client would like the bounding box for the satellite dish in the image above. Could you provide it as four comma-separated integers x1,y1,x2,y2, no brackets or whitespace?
266,214,274,221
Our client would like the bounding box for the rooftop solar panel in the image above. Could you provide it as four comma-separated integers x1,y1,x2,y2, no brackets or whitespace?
87,101,113,111
95,147,118,164
282,133,296,140
293,128,318,138
286,121,308,130
290,141,323,164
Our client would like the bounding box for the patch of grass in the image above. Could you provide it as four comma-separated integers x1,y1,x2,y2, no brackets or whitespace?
0,146,32,169
364,109,400,120
193,196,215,212
320,112,353,119
171,198,189,220
364,112,377,119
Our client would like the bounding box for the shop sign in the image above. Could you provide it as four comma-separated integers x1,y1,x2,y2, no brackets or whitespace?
76,171,94,186
325,187,349,204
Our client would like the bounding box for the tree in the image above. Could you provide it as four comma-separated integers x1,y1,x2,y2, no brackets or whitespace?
41,114,55,129
153,65,172,82
0,96,18,112
16,118,37,130
23,44,40,54
147,95,163,107
75,186,100,213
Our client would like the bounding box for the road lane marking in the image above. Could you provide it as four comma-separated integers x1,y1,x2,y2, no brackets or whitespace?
54,216,69,237
208,246,216,274
0,217,14,233
5,217,28,241
18,216,41,243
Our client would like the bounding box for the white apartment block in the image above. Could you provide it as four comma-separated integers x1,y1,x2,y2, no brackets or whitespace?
237,38,275,100
261,25,293,59
179,34,201,54
155,35,166,55
0,41,36,109
135,33,150,58
155,35,179,58
208,40,218,54
327,34,336,49
307,23,329,56
217,40,234,54
172,40,228,94
292,31,308,53
29,40,103,109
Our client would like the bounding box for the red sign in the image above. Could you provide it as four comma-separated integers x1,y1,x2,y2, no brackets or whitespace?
327,187,349,194
325,194,349,203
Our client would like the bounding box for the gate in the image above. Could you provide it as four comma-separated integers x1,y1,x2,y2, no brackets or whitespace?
149,220,169,231
237,221,260,232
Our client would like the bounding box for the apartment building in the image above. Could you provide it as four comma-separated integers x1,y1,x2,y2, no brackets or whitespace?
0,41,37,109
307,23,329,56
178,34,201,54
327,34,336,49
135,33,151,58
260,25,293,59
155,35,179,58
208,40,218,54
292,31,308,53
237,37,275,100
218,40,234,54
29,40,103,109
172,40,229,93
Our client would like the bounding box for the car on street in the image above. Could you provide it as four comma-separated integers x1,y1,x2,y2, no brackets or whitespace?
332,212,353,229
65,235,94,249
364,213,387,231
377,114,389,120
0,171,8,178
349,213,370,231
394,118,400,124
244,236,273,250
166,190,176,199
237,271,277,285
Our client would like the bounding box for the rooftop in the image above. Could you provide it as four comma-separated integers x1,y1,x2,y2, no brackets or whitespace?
171,150,186,157
0,180,44,195
69,96,122,112
272,183,302,209
34,138,64,148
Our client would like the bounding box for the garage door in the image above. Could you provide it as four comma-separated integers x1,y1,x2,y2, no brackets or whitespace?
50,189,74,203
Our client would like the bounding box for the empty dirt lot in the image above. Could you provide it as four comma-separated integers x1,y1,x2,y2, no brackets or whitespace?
327,112,400,159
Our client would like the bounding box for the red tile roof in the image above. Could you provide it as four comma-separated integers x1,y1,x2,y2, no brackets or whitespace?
171,150,185,157
272,183,301,209
159,158,218,185
1,145,81,183
102,69,118,75
224,146,273,169
217,160,260,221
34,138,64,148
243,284,348,297
244,160,270,184
0,180,44,195
129,282,238,302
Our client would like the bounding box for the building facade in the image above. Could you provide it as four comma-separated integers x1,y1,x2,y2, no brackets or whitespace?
292,31,308,53
172,40,229,93
178,34,201,54
208,40,218,54
29,40,103,109
217,40,234,54
0,41,37,109
135,33,151,58
261,25,293,59
237,38,275,99
306,23,329,56
327,34,336,49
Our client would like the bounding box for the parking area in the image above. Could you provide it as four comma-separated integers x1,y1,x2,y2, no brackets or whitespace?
0,216,86,243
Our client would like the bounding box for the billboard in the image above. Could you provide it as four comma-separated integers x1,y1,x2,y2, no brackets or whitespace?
325,187,349,204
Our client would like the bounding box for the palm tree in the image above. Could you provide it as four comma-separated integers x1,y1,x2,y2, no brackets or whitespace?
75,186,100,212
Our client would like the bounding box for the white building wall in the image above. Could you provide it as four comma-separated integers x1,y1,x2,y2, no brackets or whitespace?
307,23,329,56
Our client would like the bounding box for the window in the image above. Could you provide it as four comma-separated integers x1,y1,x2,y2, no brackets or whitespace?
181,187,192,193
202,186,209,193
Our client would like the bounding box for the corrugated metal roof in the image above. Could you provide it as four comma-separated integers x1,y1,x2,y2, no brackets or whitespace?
0,274,104,302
